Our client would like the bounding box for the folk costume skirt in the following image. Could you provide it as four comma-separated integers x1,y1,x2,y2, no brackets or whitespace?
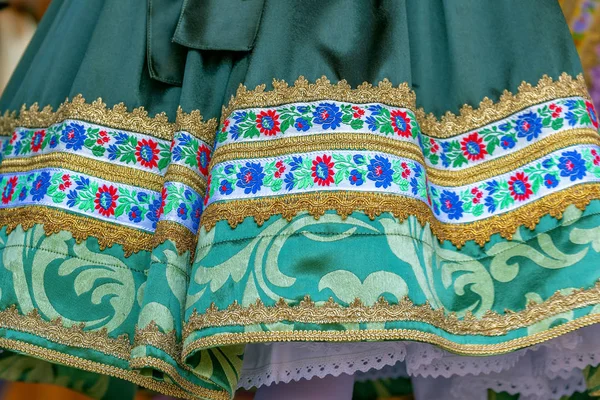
1,1,600,399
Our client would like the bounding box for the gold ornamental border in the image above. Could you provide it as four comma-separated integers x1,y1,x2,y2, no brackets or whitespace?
221,73,590,138
184,281,600,339
210,127,600,188
0,307,228,399
200,183,600,248
183,313,600,359
0,95,217,145
0,337,203,400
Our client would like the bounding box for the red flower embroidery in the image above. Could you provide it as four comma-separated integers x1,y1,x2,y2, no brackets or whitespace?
586,101,599,129
2,176,18,204
135,139,160,169
352,106,365,119
460,133,487,161
197,144,212,176
311,155,335,186
94,185,119,217
429,138,440,153
31,130,46,152
390,110,412,137
256,110,281,136
508,172,533,202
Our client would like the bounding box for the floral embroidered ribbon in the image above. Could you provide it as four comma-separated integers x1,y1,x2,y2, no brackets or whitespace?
0,74,597,252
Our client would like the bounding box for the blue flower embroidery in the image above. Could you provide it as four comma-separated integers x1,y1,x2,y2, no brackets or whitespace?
190,199,202,231
514,111,543,141
18,186,27,201
284,172,296,191
297,106,310,114
365,116,378,132
543,174,559,188
128,206,143,222
500,135,515,149
410,177,419,195
146,197,163,229
61,123,87,151
353,154,365,165
230,125,242,140
564,100,578,110
224,164,235,174
367,156,394,189
294,117,311,132
558,151,587,181
236,162,265,194
313,103,342,130
30,172,51,201
349,170,364,186
440,190,464,220
484,196,496,213
219,180,233,195
565,111,578,127
177,203,189,220
289,156,303,171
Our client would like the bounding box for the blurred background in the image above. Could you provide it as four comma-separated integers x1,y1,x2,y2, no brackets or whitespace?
0,0,598,399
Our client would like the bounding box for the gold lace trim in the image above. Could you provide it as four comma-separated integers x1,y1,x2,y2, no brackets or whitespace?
176,107,218,146
201,183,600,247
183,313,600,359
0,337,199,400
0,95,216,144
222,73,589,138
0,306,131,359
210,128,600,187
0,152,165,192
0,207,155,256
221,76,416,125
184,281,600,339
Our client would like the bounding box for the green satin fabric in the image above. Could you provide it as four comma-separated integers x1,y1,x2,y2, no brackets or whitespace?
0,0,581,120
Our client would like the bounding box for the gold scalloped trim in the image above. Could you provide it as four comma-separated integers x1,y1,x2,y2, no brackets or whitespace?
134,321,181,361
184,281,600,339
0,306,131,359
183,312,600,359
0,207,154,256
221,76,416,126
221,73,590,138
201,183,600,248
416,73,591,137
176,107,217,147
210,128,600,187
0,307,227,398
153,220,197,259
0,337,198,400
0,96,215,144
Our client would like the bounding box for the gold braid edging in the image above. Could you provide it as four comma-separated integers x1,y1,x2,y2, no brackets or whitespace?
134,321,182,362
210,128,600,187
0,96,216,144
0,309,227,399
0,337,212,400
0,206,155,256
184,281,600,338
164,163,207,196
153,220,198,258
221,73,590,138
0,306,131,359
0,152,165,192
182,313,600,359
201,183,600,247
129,356,228,399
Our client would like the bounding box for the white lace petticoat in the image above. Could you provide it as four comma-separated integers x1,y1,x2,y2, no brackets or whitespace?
239,324,599,400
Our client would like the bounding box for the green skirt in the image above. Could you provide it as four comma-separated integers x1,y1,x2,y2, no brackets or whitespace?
1,0,600,399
